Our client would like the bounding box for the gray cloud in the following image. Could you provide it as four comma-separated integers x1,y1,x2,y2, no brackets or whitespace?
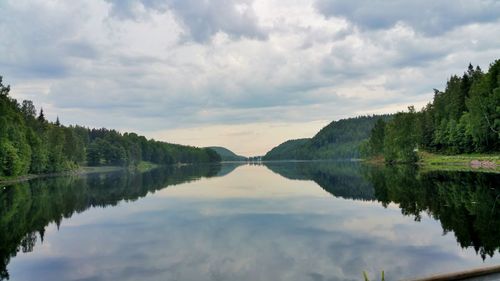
0,1,98,79
105,0,267,42
1,0,500,153
315,0,500,35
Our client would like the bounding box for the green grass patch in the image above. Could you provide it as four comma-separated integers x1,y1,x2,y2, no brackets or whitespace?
418,151,500,172
135,161,159,172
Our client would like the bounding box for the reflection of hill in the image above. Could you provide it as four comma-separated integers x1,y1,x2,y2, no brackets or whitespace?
0,164,221,280
367,165,500,260
264,161,376,201
215,162,246,177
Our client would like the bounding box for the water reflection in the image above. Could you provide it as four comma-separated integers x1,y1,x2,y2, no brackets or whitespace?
264,161,376,200
366,165,500,260
265,162,500,260
0,164,222,280
1,162,499,280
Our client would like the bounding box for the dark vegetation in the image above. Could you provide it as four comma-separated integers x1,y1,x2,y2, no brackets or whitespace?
365,60,500,163
0,76,220,179
207,146,247,161
263,115,391,160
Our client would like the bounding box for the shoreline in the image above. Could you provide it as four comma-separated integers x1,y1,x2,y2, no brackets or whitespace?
0,162,161,186
2,154,498,185
0,166,127,186
417,152,499,172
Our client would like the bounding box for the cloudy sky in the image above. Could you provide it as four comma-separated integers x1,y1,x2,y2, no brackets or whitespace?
1,0,500,156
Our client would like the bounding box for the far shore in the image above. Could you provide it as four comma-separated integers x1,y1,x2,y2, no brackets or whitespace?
2,153,499,186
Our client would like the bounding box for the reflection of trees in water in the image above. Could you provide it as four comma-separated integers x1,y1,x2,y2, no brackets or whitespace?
264,162,376,201
367,166,500,260
2,163,499,280
266,162,500,260
0,164,221,280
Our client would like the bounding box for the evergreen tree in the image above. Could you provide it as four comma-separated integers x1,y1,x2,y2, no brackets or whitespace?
37,108,45,123
368,118,386,155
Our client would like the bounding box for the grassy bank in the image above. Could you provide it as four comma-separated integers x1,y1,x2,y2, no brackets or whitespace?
135,161,160,172
0,161,160,185
418,151,500,172
362,152,500,172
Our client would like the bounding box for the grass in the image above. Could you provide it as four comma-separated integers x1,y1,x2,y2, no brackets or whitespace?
134,161,159,172
418,151,500,172
363,271,385,281
80,166,125,173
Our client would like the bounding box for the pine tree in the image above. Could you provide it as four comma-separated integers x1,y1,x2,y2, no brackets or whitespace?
37,108,46,123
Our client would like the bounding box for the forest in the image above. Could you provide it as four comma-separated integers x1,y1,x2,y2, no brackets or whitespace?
0,76,220,178
365,60,500,163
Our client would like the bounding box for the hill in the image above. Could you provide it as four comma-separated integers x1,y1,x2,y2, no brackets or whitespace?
208,146,247,161
263,115,391,160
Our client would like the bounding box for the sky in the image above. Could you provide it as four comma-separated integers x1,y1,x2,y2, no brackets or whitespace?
1,0,500,156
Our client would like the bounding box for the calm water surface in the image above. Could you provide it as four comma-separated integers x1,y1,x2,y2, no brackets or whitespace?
1,162,499,281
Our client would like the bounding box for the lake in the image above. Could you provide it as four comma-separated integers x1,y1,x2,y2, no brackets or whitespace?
1,162,499,281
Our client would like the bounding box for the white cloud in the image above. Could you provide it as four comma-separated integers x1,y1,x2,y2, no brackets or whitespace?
1,0,499,154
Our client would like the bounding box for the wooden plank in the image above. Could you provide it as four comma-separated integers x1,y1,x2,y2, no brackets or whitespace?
403,265,500,281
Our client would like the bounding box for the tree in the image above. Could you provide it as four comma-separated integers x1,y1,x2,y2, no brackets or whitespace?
0,140,21,176
368,118,386,155
466,60,499,151
21,100,36,118
383,107,419,163
86,142,101,166
37,108,45,123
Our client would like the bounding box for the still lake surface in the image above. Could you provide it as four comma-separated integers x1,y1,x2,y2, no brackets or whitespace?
1,162,500,281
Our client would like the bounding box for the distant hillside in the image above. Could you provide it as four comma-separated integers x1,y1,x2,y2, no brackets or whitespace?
262,139,310,161
208,146,247,162
263,115,391,160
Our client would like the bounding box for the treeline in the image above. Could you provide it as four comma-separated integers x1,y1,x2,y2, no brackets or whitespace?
0,76,220,178
365,60,500,163
263,115,391,160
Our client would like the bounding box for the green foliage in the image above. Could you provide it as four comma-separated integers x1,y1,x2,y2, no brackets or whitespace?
207,146,247,161
368,119,386,156
0,140,22,176
366,60,500,162
0,75,221,178
383,107,419,163
264,116,391,160
263,138,311,160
